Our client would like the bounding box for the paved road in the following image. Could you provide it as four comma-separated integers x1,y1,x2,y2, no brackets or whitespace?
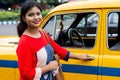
0,24,18,36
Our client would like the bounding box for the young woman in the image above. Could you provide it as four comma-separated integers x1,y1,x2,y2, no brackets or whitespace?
16,1,91,80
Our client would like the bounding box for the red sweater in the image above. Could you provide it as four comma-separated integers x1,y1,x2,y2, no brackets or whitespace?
16,31,70,80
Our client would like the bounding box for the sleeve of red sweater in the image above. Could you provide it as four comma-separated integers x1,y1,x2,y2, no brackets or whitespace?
16,40,41,80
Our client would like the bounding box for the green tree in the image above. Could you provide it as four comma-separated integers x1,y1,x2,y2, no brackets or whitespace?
1,0,18,5
1,0,19,9
36,0,59,6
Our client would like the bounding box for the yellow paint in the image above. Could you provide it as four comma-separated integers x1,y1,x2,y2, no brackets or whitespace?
0,68,18,80
64,72,97,80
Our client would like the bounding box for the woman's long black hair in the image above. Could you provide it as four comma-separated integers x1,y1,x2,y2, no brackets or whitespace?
17,1,42,37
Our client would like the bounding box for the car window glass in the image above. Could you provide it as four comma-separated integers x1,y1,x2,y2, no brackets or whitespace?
44,12,99,49
75,12,98,48
107,12,120,50
54,14,76,44
43,16,56,39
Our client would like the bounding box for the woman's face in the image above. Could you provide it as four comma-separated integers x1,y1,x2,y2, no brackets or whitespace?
23,6,42,28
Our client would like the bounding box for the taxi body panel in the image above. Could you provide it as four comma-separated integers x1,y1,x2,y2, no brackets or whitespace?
100,9,120,80
0,37,19,80
44,0,120,17
1,0,120,80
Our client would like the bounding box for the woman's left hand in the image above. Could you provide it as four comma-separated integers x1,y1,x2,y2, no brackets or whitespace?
79,54,94,61
69,53,94,61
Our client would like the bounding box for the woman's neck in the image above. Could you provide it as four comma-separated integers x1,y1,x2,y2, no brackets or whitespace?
24,28,41,38
27,27,39,34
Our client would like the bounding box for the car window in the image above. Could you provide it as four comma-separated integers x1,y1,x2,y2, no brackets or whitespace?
43,16,56,39
75,13,98,48
76,13,98,36
44,12,99,49
43,14,76,39
54,14,76,43
107,12,120,50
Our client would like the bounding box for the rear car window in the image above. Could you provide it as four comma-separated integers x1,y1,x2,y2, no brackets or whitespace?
107,11,120,50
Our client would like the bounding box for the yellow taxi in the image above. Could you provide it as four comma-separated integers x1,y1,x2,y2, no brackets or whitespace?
1,0,120,80
0,37,19,80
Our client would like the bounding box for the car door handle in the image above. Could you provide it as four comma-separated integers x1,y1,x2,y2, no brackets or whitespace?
88,56,95,60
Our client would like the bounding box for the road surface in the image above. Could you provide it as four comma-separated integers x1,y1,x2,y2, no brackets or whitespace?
0,24,17,36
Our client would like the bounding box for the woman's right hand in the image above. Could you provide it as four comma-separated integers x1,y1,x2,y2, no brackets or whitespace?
48,60,59,70
41,60,59,74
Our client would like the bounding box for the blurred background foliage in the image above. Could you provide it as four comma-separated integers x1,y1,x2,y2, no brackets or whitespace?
0,0,68,21
0,9,49,21
0,11,19,21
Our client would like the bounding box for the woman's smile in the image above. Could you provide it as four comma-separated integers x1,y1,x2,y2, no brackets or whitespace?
33,21,40,24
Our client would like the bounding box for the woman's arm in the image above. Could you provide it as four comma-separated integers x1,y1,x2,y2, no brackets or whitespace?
43,30,93,61
69,53,92,60
41,60,58,74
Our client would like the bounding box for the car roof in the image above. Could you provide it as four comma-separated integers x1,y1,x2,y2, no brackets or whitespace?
49,0,120,14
